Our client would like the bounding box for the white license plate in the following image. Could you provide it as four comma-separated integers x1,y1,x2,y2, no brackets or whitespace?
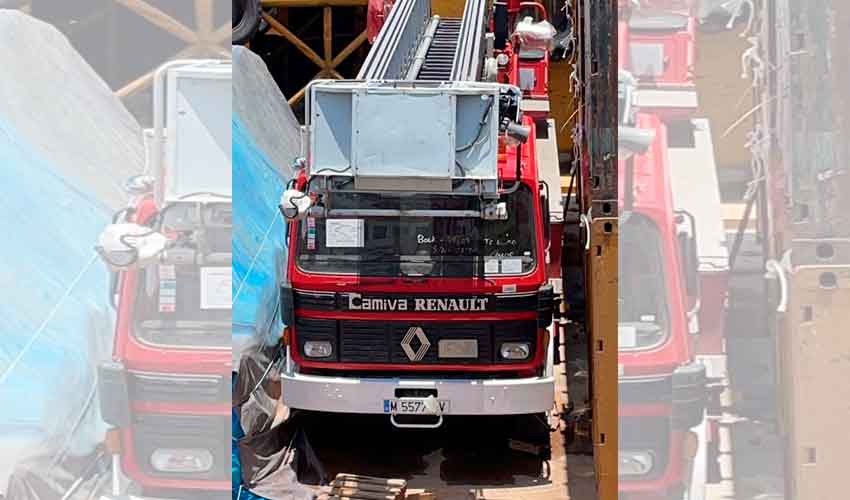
383,398,450,415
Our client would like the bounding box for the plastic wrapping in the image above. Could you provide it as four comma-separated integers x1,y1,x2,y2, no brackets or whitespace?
513,17,557,55
0,11,143,209
232,45,321,500
0,10,143,495
232,46,300,367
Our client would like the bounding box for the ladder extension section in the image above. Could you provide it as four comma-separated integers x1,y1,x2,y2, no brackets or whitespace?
414,18,461,81
450,0,488,81
359,0,489,82
358,0,430,80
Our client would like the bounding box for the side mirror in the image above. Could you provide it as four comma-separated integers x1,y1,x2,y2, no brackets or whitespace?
279,189,312,220
505,121,532,146
123,174,155,196
95,223,168,270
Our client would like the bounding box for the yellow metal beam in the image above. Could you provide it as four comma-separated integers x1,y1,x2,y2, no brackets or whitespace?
587,218,618,500
114,0,199,45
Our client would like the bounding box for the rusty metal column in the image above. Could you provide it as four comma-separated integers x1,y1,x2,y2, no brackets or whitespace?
576,0,618,498
757,0,850,498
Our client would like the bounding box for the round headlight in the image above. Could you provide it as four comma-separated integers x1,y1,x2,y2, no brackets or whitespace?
304,341,333,358
150,448,213,473
618,450,654,476
500,342,530,360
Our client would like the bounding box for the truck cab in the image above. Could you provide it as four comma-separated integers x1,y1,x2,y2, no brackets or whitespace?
95,60,232,498
618,110,707,499
619,0,698,117
277,80,556,428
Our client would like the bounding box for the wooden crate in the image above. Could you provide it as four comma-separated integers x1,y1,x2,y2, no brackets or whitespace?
320,473,408,500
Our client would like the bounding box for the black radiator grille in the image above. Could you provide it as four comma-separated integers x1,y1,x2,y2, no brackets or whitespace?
340,321,391,363
128,371,229,404
388,322,492,364
295,317,537,365
132,413,229,481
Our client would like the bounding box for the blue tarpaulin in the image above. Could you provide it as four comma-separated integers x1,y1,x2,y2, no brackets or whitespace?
0,11,143,492
231,44,298,363
231,45,301,500
0,119,111,439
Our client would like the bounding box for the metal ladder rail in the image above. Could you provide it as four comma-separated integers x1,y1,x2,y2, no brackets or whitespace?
415,18,462,81
450,0,489,81
358,0,430,80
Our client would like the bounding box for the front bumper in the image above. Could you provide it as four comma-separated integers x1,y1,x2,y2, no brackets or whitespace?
281,369,554,416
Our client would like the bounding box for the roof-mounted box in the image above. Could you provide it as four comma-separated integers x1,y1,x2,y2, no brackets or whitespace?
152,60,231,205
307,80,504,193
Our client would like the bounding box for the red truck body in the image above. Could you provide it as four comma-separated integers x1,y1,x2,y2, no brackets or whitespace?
618,111,706,500
283,117,556,385
102,193,231,494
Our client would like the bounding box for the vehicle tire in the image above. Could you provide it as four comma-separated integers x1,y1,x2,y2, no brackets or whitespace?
233,0,262,46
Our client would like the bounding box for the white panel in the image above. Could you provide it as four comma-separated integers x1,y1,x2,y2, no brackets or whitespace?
668,119,729,269
165,64,231,202
352,91,455,179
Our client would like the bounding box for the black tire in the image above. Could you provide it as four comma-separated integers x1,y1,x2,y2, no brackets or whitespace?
233,0,262,46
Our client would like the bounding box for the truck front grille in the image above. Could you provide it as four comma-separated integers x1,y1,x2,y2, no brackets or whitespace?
128,371,229,404
295,317,537,365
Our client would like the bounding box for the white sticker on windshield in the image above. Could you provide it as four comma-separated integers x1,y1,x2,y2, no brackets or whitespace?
501,257,522,274
326,219,365,248
200,267,232,310
618,325,637,349
484,258,499,274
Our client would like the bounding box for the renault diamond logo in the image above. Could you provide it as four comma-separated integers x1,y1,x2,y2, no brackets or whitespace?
401,326,430,362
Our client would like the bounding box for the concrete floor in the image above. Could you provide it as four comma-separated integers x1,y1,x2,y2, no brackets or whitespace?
293,356,596,500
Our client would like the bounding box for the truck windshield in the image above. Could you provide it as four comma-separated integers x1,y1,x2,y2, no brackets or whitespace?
296,185,537,277
132,264,230,347
619,214,668,349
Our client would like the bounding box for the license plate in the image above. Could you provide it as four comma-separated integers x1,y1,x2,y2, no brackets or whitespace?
383,398,450,415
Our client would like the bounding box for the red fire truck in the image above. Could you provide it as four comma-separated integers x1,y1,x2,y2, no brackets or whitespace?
275,0,560,430
618,108,707,500
95,60,231,498
619,2,729,498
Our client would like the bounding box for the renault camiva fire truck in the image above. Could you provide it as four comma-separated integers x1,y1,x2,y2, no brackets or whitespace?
619,2,704,498
618,1,729,498
94,60,231,498
276,0,560,429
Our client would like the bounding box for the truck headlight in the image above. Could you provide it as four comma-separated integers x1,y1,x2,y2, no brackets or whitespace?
500,342,530,360
150,448,213,473
304,341,333,358
618,450,654,476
